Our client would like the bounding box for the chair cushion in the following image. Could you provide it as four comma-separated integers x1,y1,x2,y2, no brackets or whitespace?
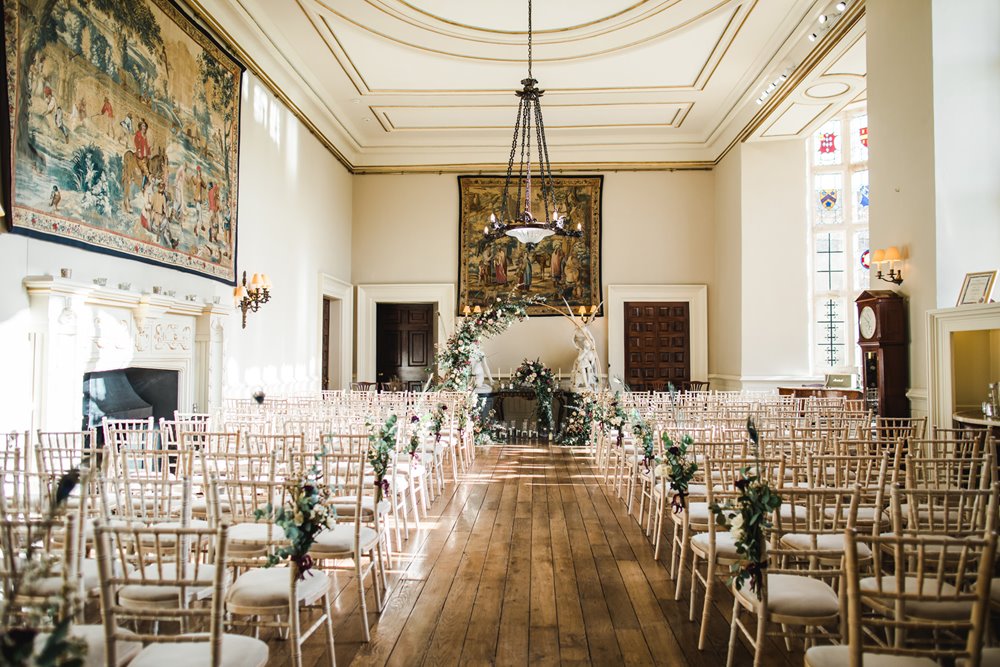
226,567,330,609
991,578,1000,608
227,522,273,545
780,533,873,559
805,645,938,667
118,564,216,607
310,524,379,555
962,647,1000,667
859,576,969,620
35,624,142,667
328,496,391,516
736,574,839,618
691,531,739,559
129,633,268,667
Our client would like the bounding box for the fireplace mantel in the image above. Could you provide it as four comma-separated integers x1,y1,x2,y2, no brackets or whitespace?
23,276,229,431
927,301,1000,430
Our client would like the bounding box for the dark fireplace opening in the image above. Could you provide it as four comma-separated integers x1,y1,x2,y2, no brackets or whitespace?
82,368,179,436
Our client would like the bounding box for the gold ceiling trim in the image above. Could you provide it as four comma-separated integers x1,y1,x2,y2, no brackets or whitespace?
307,0,737,66
352,160,715,175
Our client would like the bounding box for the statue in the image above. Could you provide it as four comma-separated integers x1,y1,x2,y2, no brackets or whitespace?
571,327,600,393
471,348,494,394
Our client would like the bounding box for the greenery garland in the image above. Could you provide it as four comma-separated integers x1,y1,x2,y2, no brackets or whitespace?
255,459,336,579
710,417,782,598
655,433,697,513
435,292,542,391
512,358,555,432
368,414,398,504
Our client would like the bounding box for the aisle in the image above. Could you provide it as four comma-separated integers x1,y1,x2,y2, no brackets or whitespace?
273,441,797,666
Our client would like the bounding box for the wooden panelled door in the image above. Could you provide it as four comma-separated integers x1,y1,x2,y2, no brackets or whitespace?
322,298,331,390
376,303,434,391
624,301,690,391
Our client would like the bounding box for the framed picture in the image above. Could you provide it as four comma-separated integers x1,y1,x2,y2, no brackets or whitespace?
2,0,244,283
956,271,997,306
457,175,602,316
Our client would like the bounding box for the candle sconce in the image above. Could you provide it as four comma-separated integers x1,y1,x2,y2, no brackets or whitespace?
233,271,272,329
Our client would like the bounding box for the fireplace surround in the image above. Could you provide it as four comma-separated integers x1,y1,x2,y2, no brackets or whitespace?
23,276,228,432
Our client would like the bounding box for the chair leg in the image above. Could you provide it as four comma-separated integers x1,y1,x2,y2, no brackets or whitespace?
322,593,336,667
674,524,689,599
409,478,420,522
356,559,371,642
688,552,700,621
698,558,716,650
726,596,740,667
290,602,303,667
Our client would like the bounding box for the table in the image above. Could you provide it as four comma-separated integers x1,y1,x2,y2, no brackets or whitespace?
777,386,864,400
478,389,571,435
952,409,1000,437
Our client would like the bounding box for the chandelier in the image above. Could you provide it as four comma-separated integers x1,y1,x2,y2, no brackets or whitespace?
482,0,582,251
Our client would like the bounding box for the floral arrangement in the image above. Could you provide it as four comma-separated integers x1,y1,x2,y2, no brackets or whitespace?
558,391,600,446
0,465,89,666
407,413,425,460
368,414,399,503
710,417,781,598
472,407,501,447
631,412,656,464
599,393,630,444
512,358,556,432
255,461,335,579
435,292,542,391
654,433,697,513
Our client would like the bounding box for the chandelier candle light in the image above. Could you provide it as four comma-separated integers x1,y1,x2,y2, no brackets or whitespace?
482,0,583,252
233,270,272,328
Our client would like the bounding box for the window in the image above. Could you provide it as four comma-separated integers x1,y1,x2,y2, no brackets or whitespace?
808,105,869,376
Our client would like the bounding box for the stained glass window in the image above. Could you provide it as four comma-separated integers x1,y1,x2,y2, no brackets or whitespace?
808,104,868,376
813,120,841,166
850,115,869,163
814,174,844,224
814,298,848,370
853,169,869,224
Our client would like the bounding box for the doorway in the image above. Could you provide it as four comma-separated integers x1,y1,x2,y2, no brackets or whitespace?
623,301,690,391
376,303,434,391
321,296,345,391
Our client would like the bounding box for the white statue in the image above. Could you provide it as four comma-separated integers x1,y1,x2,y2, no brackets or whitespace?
471,348,494,394
571,327,600,392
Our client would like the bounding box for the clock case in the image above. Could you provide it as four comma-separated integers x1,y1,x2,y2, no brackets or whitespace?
856,290,909,418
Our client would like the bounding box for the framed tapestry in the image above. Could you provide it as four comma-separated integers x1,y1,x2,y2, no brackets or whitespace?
2,0,243,283
458,175,602,317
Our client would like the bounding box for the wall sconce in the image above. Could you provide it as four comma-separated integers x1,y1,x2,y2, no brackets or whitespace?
233,271,271,329
576,304,600,324
871,246,904,285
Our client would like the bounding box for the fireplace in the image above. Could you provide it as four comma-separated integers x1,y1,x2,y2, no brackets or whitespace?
22,276,228,432
82,368,179,432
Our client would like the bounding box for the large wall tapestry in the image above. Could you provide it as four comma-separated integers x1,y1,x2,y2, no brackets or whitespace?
2,0,243,283
458,175,602,317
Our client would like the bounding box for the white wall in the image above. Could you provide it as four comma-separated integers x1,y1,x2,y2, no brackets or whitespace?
352,171,716,380
866,0,937,416
711,146,743,387
931,0,1000,307
739,140,812,383
0,73,351,430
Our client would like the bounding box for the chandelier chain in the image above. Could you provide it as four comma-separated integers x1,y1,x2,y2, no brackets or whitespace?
527,0,533,80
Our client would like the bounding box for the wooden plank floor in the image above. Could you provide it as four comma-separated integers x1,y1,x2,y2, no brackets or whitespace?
268,441,801,666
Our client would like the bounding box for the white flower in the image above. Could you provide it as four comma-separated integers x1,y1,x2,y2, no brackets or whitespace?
654,463,670,478
729,512,745,543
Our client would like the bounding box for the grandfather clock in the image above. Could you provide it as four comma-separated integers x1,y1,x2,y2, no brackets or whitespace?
856,290,909,418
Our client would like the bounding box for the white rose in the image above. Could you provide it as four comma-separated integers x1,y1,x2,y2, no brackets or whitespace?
729,513,745,543
655,463,670,478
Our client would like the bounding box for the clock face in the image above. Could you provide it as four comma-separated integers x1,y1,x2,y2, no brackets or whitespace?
859,306,877,339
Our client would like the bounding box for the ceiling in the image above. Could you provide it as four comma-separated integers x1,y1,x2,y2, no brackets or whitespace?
188,0,867,172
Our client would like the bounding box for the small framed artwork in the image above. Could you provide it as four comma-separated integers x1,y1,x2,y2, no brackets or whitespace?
956,271,997,306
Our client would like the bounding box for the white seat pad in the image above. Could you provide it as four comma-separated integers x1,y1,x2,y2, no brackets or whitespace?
119,563,216,606
227,522,274,544
310,524,379,554
35,624,142,667
859,576,969,620
691,531,739,559
227,567,330,609
805,645,937,667
780,532,873,559
129,633,268,667
737,574,839,618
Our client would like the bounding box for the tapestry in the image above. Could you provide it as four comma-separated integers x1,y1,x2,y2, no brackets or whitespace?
458,175,602,317
2,0,243,283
